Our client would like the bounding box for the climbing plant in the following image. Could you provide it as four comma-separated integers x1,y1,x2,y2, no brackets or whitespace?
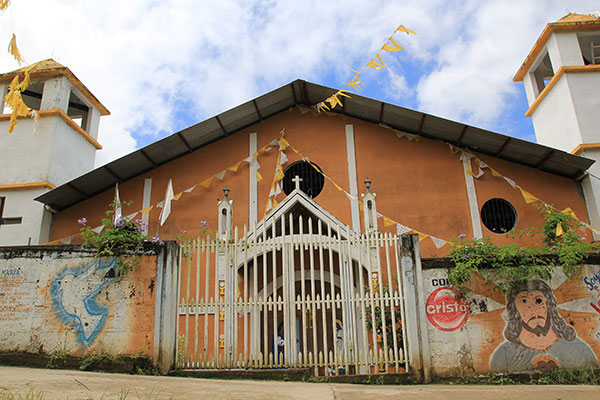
79,203,161,276
448,205,599,295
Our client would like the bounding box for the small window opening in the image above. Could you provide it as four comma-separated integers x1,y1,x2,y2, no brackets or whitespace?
282,161,325,198
532,51,554,95
367,200,374,229
480,198,517,234
67,91,89,130
221,208,228,235
577,32,600,65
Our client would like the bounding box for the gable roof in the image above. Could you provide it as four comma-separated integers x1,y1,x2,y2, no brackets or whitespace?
514,13,600,81
35,79,594,211
0,59,110,115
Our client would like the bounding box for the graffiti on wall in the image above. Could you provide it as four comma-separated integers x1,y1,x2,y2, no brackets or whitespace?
424,267,600,374
49,258,117,347
490,279,598,371
0,267,30,322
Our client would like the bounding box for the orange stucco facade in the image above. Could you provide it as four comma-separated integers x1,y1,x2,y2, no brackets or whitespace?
49,107,591,256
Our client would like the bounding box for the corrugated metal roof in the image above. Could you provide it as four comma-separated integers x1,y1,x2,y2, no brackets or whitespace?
36,79,594,210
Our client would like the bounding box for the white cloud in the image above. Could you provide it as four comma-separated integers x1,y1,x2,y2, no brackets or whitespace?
1,0,598,169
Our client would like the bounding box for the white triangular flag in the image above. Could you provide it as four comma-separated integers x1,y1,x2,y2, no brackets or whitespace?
266,198,273,212
156,201,164,208
244,155,254,163
269,185,277,197
478,160,489,169
503,176,518,189
214,170,226,180
113,183,122,223
270,139,280,146
184,185,197,193
159,179,174,226
376,212,383,219
459,151,475,162
396,224,412,235
279,152,288,165
125,212,138,222
431,237,447,249
345,192,356,201
274,182,282,196
91,225,104,234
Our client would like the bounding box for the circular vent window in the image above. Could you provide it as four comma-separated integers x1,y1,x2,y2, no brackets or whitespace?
282,161,325,198
480,198,517,234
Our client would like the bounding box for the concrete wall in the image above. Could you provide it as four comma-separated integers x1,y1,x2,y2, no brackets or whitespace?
421,261,600,376
0,246,160,358
0,187,48,246
0,118,56,185
531,75,582,152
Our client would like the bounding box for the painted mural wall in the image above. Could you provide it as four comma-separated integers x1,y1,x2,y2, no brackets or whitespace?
0,247,157,357
423,264,600,375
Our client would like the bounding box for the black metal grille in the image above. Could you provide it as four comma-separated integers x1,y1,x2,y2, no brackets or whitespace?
480,198,517,234
282,161,325,198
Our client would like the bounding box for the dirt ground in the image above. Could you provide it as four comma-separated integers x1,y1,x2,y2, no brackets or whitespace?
1,366,600,400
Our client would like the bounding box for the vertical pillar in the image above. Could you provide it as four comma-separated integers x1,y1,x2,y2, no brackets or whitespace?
217,188,234,364
40,76,71,113
462,157,483,239
142,178,153,235
86,106,102,140
345,124,361,232
249,132,258,226
399,233,431,382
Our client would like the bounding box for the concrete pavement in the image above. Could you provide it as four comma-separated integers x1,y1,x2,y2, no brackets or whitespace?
1,366,600,399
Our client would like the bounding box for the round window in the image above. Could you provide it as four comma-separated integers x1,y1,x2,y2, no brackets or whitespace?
480,198,517,234
282,161,325,198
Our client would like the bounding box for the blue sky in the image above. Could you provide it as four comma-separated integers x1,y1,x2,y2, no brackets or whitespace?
1,0,598,166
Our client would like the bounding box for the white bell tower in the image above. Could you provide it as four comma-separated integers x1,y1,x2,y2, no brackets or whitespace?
514,12,600,235
0,59,109,245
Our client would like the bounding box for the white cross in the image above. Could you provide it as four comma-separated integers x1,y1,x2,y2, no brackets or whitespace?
292,175,303,191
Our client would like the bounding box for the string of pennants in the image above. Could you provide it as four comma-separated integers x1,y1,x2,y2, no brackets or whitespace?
315,24,416,113
267,138,451,249
44,132,289,245
446,143,599,236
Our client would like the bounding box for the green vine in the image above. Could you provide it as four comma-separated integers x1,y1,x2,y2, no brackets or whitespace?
79,202,162,276
448,205,598,295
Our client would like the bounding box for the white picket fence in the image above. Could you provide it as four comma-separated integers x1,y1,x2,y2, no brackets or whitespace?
175,215,409,376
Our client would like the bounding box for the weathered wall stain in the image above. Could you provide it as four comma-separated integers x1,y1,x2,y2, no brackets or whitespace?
49,258,117,347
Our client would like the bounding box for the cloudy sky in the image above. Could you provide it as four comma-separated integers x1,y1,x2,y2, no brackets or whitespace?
1,0,598,166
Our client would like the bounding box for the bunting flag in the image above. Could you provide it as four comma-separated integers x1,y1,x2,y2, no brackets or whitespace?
173,192,183,201
345,74,364,92
264,130,290,215
396,25,416,35
381,37,405,52
556,223,564,237
431,237,447,249
519,188,539,204
8,34,25,65
214,170,226,180
199,177,213,188
140,205,154,215
91,225,105,234
125,212,138,222
159,179,175,226
396,224,412,235
228,161,242,172
366,54,386,70
256,171,263,182
113,183,122,223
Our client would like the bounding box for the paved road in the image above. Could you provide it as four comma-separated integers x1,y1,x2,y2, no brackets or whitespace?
1,366,600,399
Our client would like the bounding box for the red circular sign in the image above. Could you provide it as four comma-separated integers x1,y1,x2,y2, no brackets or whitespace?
425,287,469,331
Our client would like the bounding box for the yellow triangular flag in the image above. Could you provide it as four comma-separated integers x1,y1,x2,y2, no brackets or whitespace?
561,207,579,221
200,177,213,188
326,94,343,109
465,166,475,176
416,231,429,241
8,34,25,65
332,181,343,192
396,25,416,35
256,171,263,182
383,216,396,227
228,161,242,172
381,37,404,52
173,192,183,201
519,188,539,204
346,75,364,91
272,199,279,208
366,54,386,70
556,223,564,237
490,168,502,177
276,166,284,181
140,205,154,215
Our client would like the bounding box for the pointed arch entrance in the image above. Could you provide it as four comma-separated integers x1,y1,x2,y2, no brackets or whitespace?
175,188,410,376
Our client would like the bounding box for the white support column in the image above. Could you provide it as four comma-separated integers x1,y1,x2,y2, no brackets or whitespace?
249,132,258,226
462,158,483,239
0,83,7,112
41,76,71,113
86,106,102,140
345,124,361,232
142,178,153,235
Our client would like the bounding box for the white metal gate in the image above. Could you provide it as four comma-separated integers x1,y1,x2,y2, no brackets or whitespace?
175,214,410,376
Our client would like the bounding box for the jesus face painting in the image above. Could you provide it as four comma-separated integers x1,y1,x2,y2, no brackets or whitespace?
490,280,598,372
